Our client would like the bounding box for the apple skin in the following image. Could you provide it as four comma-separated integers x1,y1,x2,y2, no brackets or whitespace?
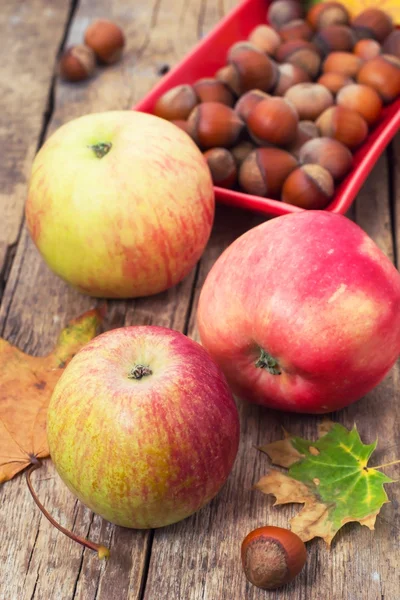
46,326,239,529
25,111,214,298
197,211,400,414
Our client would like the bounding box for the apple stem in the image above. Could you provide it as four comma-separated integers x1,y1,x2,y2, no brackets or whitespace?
89,142,112,158
128,364,153,379
26,458,110,560
255,348,281,375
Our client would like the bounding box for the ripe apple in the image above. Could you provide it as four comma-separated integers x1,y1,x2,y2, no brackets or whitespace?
46,326,240,528
197,211,400,413
25,111,214,298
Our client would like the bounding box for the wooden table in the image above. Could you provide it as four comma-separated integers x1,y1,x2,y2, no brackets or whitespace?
1,1,400,599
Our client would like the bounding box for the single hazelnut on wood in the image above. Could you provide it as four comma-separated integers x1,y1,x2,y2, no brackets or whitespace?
248,25,281,55
84,19,125,64
354,39,381,61
307,2,350,30
203,148,237,188
231,141,256,166
284,82,333,120
228,42,276,93
215,65,241,97
299,137,353,180
282,164,334,209
288,120,320,158
154,84,198,121
279,19,313,42
241,526,307,590
59,45,96,82
317,72,353,95
351,9,394,43
234,89,270,123
267,0,304,30
275,40,321,78
382,31,400,59
187,102,244,149
322,51,363,78
336,83,382,126
247,97,298,147
357,54,400,103
193,78,235,106
239,148,298,197
313,25,355,56
273,63,310,96
316,105,368,149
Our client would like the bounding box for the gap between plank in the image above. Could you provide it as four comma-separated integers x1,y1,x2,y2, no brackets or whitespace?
387,143,398,269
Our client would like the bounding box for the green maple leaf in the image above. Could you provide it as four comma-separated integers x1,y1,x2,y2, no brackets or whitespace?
255,422,395,546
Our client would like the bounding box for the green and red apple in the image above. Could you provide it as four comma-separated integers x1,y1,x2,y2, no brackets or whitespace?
47,326,239,529
197,211,400,413
26,111,214,298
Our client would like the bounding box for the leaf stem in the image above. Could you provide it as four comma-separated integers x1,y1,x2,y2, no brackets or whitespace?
373,459,400,470
26,459,110,559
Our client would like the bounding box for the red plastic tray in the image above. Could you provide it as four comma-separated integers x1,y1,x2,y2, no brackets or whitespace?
133,0,400,217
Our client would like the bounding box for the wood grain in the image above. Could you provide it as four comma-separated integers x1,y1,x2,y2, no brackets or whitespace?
1,0,400,597
0,1,73,296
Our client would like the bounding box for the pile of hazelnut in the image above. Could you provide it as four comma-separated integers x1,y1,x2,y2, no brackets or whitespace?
59,19,125,82
153,1,400,209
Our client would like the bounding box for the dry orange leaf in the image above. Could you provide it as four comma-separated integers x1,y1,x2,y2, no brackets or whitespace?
0,308,103,483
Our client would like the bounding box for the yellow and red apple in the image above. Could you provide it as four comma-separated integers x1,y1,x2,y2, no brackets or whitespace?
47,326,240,528
26,111,214,298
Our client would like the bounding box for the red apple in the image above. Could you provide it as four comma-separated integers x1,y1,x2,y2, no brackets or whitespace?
197,211,400,413
47,326,239,528
25,111,214,298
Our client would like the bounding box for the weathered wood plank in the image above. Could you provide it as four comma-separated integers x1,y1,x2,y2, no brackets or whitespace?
0,0,73,295
0,0,212,598
143,152,400,600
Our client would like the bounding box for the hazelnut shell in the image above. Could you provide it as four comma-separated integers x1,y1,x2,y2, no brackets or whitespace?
187,102,244,149
247,97,299,147
316,105,368,149
239,148,298,197
299,137,353,180
84,19,125,64
154,85,198,121
282,164,334,209
59,45,96,82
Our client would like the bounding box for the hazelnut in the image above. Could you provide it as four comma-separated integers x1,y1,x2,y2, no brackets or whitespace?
84,19,125,64
187,102,244,149
272,63,310,96
352,9,394,43
299,137,353,180
215,65,241,96
284,82,333,120
234,89,270,123
317,72,353,95
354,39,382,61
231,141,256,166
382,31,400,59
336,83,382,126
322,51,363,78
247,97,298,147
154,84,198,121
289,120,320,158
275,40,322,78
58,45,96,82
228,42,276,93
248,25,281,55
313,25,355,56
282,164,334,209
279,19,313,42
307,2,350,30
267,0,304,31
316,105,368,149
193,78,235,106
203,148,237,188
239,148,298,197
241,526,307,590
357,54,400,103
